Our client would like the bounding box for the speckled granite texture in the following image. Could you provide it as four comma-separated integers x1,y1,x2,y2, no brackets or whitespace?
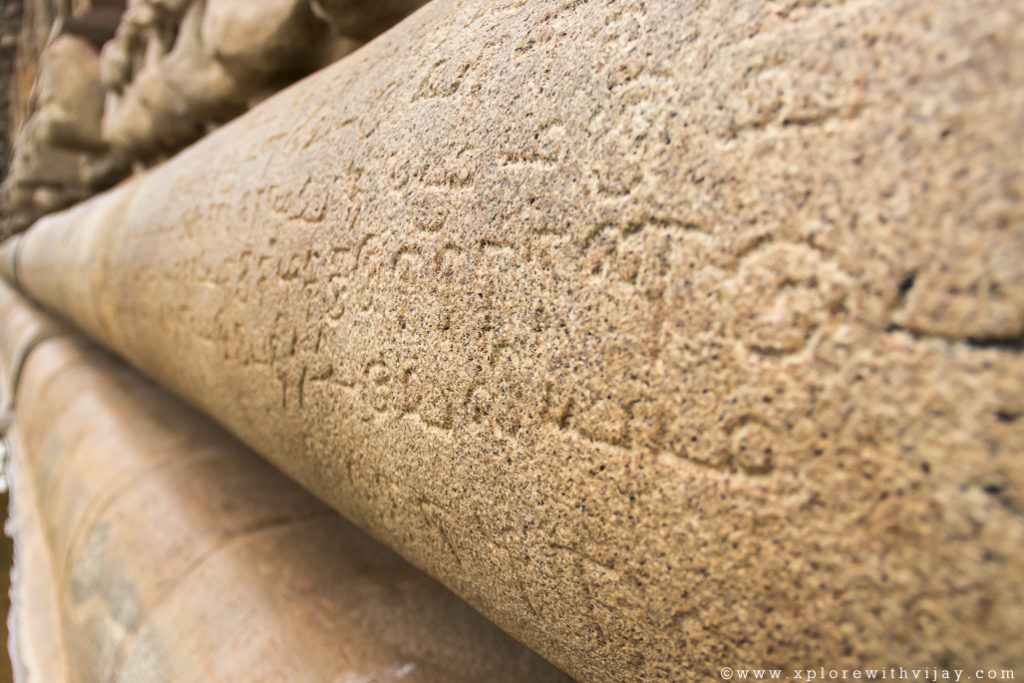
2,0,1022,679
0,281,569,683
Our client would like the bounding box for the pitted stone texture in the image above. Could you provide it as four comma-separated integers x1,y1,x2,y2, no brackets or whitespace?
0,282,569,683
6,0,1024,679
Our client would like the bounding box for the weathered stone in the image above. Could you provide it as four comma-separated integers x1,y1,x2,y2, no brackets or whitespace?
154,0,246,121
4,0,425,226
61,4,125,49
0,281,569,683
100,0,216,157
0,116,88,232
94,0,418,161
4,0,1023,679
5,116,84,190
0,277,69,683
1,21,130,236
102,62,205,156
310,0,428,42
200,0,329,82
6,439,68,683
31,35,106,150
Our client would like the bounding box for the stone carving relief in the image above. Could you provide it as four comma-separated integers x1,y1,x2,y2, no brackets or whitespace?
1,0,428,235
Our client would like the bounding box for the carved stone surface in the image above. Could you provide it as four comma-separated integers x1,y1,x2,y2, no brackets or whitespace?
0,33,126,236
32,34,106,151
3,0,1023,679
2,0,427,232
98,0,427,161
100,0,328,159
0,281,569,683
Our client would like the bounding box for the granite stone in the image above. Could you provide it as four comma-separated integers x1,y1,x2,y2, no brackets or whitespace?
3,0,1023,679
